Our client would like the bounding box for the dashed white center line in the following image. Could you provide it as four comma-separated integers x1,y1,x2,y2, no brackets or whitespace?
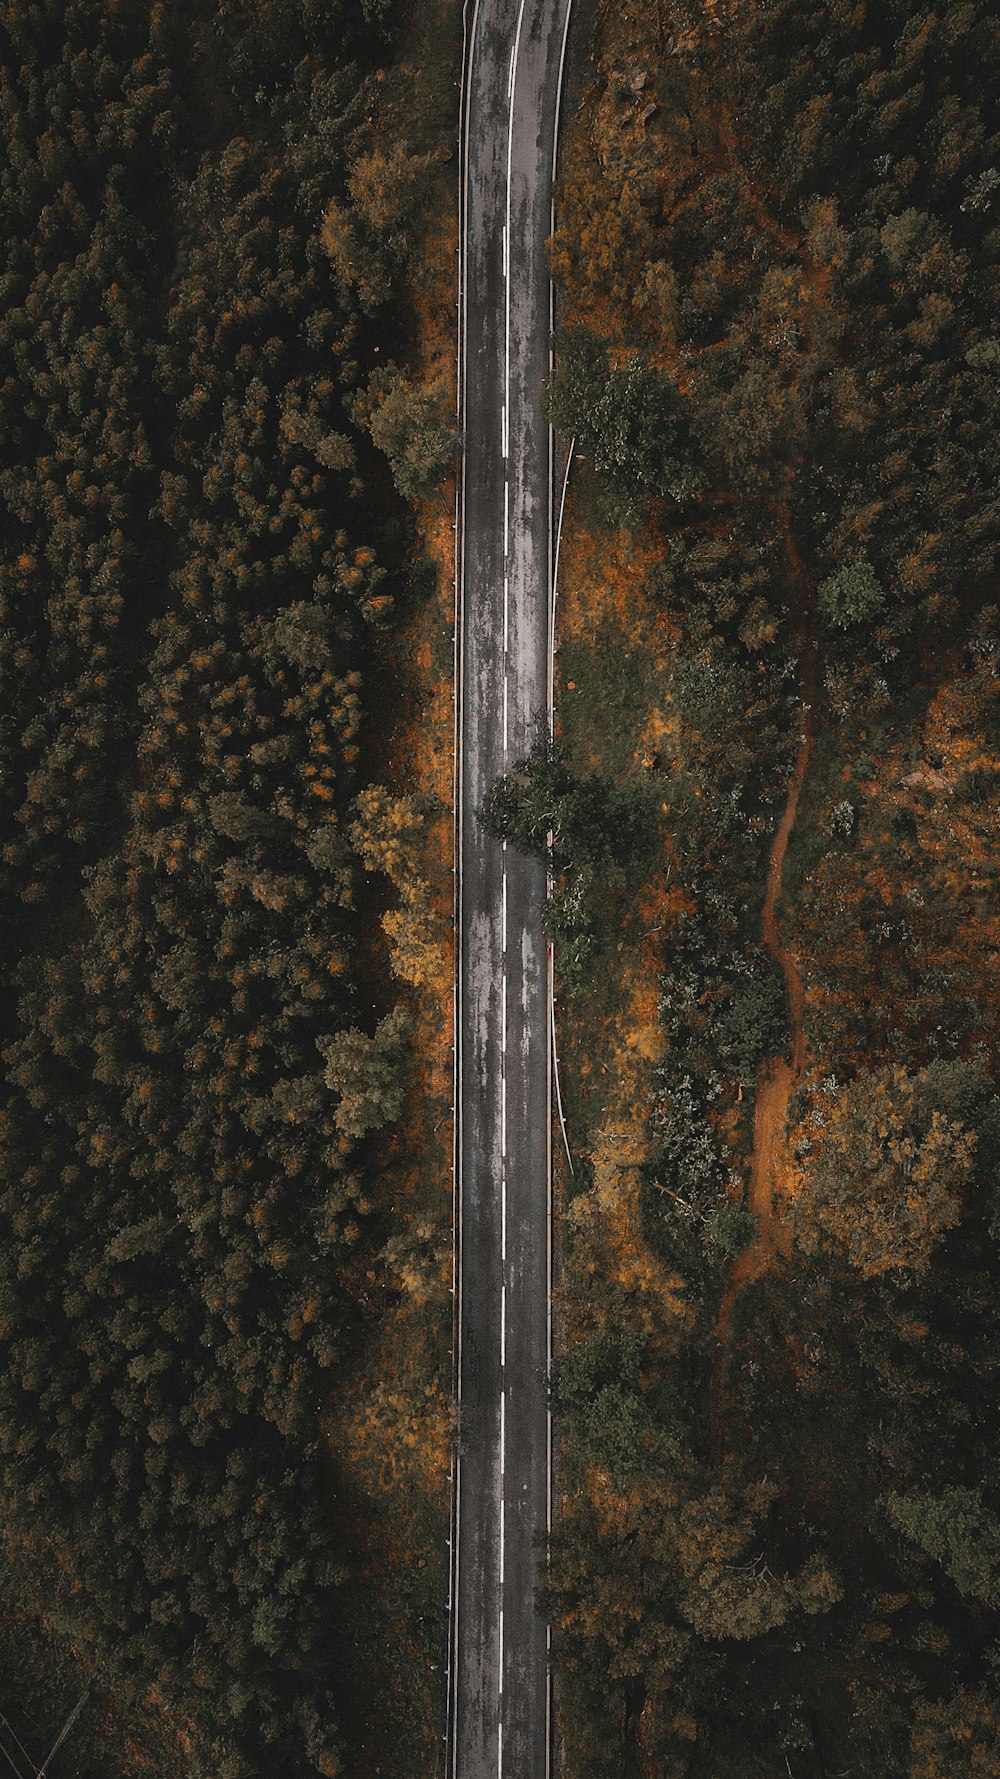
501,870,507,950
503,0,525,573
498,14,526,1773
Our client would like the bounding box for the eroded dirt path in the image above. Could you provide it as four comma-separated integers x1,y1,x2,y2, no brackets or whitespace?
733,720,811,1285
715,527,814,1347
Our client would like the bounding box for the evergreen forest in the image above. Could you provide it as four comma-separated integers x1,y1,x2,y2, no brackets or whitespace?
0,1,455,1773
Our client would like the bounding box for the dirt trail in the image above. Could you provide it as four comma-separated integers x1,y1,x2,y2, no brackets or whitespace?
727,720,811,1294
714,527,814,1346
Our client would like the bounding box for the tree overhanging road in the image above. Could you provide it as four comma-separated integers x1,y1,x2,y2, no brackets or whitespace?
450,1,573,1775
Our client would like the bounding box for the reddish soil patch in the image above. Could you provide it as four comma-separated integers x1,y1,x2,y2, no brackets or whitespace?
715,525,815,1349
723,720,811,1312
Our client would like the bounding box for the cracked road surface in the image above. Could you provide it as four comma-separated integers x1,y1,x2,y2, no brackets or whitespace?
450,1,572,1775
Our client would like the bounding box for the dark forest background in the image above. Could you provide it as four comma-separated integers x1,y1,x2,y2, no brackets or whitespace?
0,1,451,1774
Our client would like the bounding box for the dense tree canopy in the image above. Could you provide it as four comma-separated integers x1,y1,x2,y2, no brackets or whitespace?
0,0,444,1773
790,1064,975,1277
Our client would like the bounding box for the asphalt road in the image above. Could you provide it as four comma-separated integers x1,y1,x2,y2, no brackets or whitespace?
450,1,573,1775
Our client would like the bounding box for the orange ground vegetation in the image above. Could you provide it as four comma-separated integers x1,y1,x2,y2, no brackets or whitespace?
567,1124,693,1346
557,45,830,1335
336,399,456,1490
552,0,834,400
552,478,705,1556
554,489,683,1144
556,490,664,643
796,656,1000,1076
552,0,855,1401
557,0,841,367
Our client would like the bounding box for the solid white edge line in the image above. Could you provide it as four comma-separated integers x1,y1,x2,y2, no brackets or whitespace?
550,985,575,1178
450,0,481,1774
546,10,577,1779
552,0,574,186
552,440,575,631
503,0,526,568
549,438,576,1179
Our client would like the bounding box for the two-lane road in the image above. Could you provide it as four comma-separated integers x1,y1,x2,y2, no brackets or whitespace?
451,1,573,1775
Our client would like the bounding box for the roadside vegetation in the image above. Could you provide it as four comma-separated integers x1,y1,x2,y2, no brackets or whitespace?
0,1,458,1774
503,0,1000,1772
